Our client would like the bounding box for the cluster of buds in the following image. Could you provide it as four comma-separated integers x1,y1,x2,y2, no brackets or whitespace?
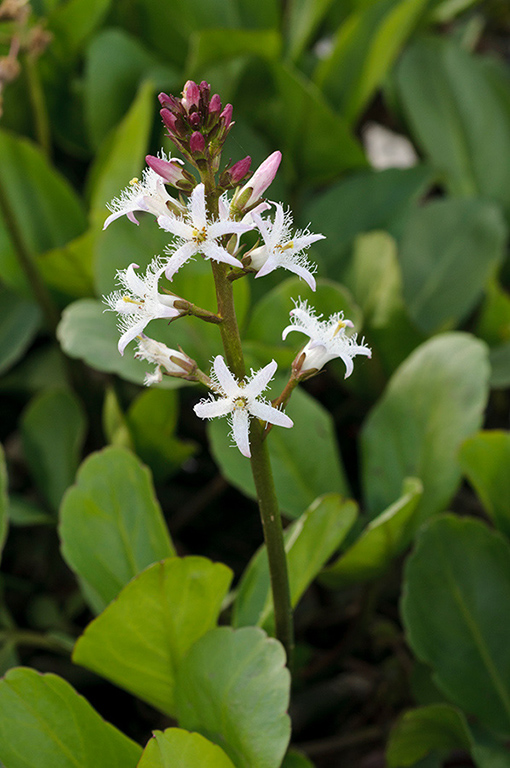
159,80,243,174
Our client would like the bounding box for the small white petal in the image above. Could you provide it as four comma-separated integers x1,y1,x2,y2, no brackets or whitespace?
165,241,197,280
194,397,233,419
190,183,207,228
249,400,293,428
213,355,239,397
245,359,278,397
118,318,148,355
202,241,243,268
123,263,145,296
158,214,195,240
232,408,251,457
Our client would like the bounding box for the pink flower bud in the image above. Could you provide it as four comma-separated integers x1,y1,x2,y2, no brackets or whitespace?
236,150,282,207
182,80,200,111
158,92,179,110
199,81,210,101
229,156,251,184
190,131,205,153
220,103,233,127
189,111,201,127
209,94,221,115
146,154,185,184
160,108,177,134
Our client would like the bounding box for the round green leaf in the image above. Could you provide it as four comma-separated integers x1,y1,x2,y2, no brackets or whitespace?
361,333,490,524
0,667,141,768
399,199,507,333
321,477,422,588
176,626,291,768
21,389,86,512
73,557,233,717
138,728,236,768
459,431,510,540
402,515,510,735
60,447,175,612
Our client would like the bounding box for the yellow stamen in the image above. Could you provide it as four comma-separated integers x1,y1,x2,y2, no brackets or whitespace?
122,296,143,306
129,177,139,185
192,226,207,244
233,396,247,409
275,241,294,252
333,321,347,337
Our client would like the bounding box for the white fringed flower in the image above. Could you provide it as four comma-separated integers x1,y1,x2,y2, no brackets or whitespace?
193,355,293,458
282,299,372,378
104,259,182,354
250,203,324,290
103,165,184,229
158,183,253,279
135,336,192,386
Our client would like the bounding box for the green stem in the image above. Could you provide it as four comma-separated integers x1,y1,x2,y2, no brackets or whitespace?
0,629,73,655
24,53,51,158
0,174,59,333
250,420,294,664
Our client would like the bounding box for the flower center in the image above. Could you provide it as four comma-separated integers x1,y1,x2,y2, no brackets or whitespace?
233,396,247,410
275,241,294,253
192,226,208,244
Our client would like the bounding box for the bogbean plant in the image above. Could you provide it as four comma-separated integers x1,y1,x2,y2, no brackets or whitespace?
103,80,371,665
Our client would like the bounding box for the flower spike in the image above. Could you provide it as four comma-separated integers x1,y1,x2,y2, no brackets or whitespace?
194,356,293,457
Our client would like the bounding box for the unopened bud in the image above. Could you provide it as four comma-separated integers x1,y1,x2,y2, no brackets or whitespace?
160,108,177,134
220,103,233,128
189,111,201,127
209,93,221,115
145,154,196,192
233,150,282,210
158,91,180,110
220,156,251,189
190,131,205,154
182,80,200,111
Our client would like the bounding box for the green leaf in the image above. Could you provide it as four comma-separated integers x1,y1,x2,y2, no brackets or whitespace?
0,445,8,560
272,62,366,185
285,0,336,62
59,447,175,612
21,389,86,512
362,333,490,524
303,166,434,275
399,199,507,333
489,341,510,389
459,431,510,539
321,478,422,588
0,287,41,375
87,81,154,226
48,0,112,57
402,514,510,735
84,30,178,149
0,130,87,295
208,386,349,518
38,230,96,299
396,37,510,216
8,495,53,526
56,299,183,388
138,728,236,768
73,557,233,716
188,29,282,77
315,0,430,123
127,390,196,482
233,494,358,628
0,667,142,768
176,626,291,768
386,704,472,767
282,750,316,768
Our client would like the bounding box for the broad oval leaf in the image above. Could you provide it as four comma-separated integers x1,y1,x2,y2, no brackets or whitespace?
396,37,510,216
73,557,233,716
233,494,357,628
21,389,86,512
361,333,490,524
59,447,175,612
402,515,510,736
399,199,507,333
459,431,510,539
208,386,349,518
0,667,141,768
176,626,291,768
138,728,236,768
0,287,41,376
320,478,422,588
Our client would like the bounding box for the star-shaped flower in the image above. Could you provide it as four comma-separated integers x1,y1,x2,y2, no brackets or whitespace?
103,164,184,229
282,299,372,378
158,183,253,279
249,203,324,290
104,259,182,354
193,355,293,457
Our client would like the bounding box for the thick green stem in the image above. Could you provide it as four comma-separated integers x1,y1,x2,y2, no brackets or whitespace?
250,420,294,664
0,174,59,333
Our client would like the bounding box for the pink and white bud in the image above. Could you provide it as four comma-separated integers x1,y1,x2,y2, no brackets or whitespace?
220,103,233,127
182,80,200,111
190,131,205,154
236,151,281,208
146,154,186,185
160,108,178,134
158,92,180,110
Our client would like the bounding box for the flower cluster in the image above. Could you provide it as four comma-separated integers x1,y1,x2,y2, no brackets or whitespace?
103,80,371,458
